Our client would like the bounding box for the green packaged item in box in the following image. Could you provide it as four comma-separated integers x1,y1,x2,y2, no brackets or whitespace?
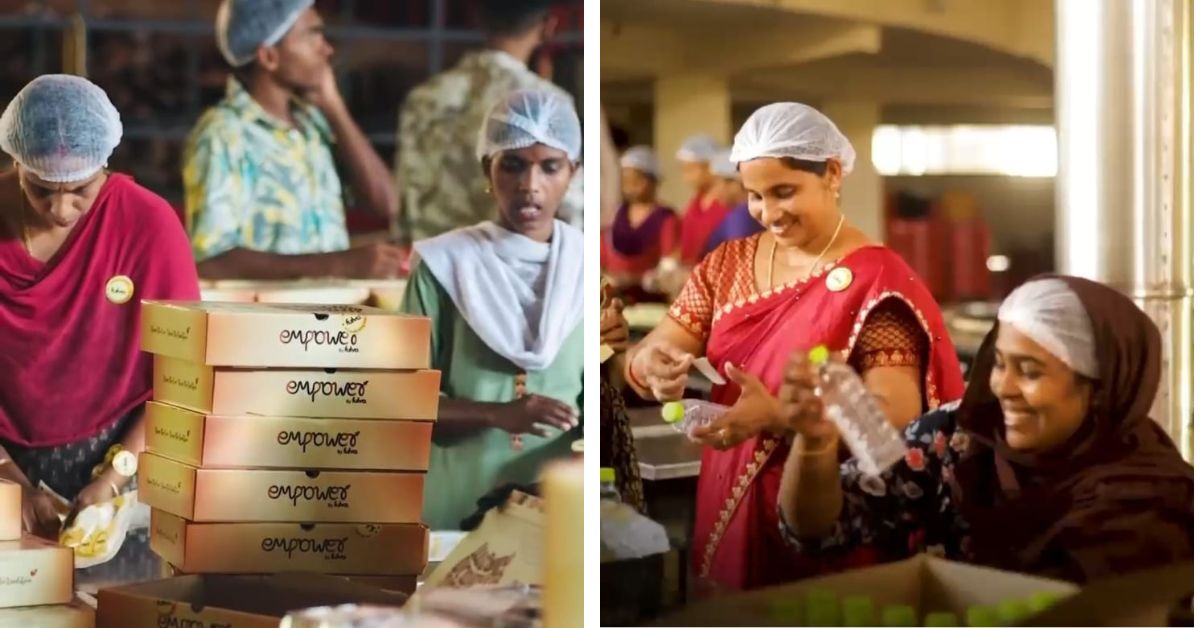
923,611,958,627
966,605,1000,627
882,604,918,627
997,599,1031,624
1028,591,1062,613
804,588,839,626
841,595,875,626
769,598,804,626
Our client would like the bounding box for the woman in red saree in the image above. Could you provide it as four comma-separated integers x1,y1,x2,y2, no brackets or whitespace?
0,76,199,538
624,102,963,591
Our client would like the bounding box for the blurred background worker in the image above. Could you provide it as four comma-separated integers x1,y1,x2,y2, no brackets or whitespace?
397,0,583,243
600,145,678,302
184,0,402,280
702,146,761,257
674,133,730,267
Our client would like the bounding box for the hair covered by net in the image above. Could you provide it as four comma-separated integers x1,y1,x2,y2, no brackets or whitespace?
620,145,659,178
0,74,122,183
708,147,737,178
997,278,1099,379
216,0,314,67
476,88,581,161
675,133,720,163
730,102,856,174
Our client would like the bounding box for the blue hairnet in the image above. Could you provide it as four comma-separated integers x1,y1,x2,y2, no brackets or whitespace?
476,89,581,161
709,148,738,179
0,75,122,183
620,146,660,178
216,0,314,67
675,134,720,163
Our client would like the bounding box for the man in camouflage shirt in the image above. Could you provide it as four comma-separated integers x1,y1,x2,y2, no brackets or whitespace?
395,0,583,242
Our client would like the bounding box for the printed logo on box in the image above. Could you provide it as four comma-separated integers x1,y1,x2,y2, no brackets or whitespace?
276,430,360,455
266,484,351,508
277,329,361,354
147,477,184,495
155,601,232,628
284,380,369,405
162,375,201,391
154,426,192,443
149,325,192,341
260,536,349,560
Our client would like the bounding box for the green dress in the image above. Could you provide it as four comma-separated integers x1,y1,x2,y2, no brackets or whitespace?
401,261,584,530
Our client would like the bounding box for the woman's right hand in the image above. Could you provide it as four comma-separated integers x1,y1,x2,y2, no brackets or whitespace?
490,395,578,438
22,488,62,540
631,343,693,401
779,350,840,450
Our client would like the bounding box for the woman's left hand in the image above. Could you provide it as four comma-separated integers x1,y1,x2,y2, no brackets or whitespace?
692,363,786,450
68,472,125,525
600,298,630,352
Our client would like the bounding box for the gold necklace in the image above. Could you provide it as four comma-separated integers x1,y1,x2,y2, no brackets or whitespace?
767,213,846,289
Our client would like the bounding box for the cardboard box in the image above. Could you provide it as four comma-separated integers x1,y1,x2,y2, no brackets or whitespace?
423,492,544,589
0,482,18,542
0,597,94,628
0,536,73,609
139,452,424,523
160,563,418,596
150,510,427,575
152,355,441,420
96,574,407,628
141,300,430,369
144,401,433,471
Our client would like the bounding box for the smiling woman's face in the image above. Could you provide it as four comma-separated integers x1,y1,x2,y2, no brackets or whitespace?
989,322,1093,452
738,157,841,250
487,143,576,242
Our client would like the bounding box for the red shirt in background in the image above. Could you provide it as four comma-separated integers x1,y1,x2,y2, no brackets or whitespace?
679,193,731,265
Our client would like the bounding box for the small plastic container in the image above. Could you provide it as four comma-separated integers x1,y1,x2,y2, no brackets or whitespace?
923,611,959,627
767,598,805,626
1028,591,1063,613
997,600,1031,625
881,604,918,627
966,605,1000,627
804,588,840,626
661,400,728,439
841,595,876,626
600,467,620,502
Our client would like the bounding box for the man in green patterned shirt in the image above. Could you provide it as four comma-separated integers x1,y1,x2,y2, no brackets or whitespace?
185,0,404,279
396,0,584,243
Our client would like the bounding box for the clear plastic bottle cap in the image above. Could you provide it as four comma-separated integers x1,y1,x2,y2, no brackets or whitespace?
599,468,615,483
923,611,958,627
808,345,831,365
882,604,917,627
661,402,685,423
842,595,875,626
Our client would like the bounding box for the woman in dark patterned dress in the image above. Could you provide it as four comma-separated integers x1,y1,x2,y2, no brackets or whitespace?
777,276,1193,583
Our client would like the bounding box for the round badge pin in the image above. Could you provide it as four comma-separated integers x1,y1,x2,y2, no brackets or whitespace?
825,267,854,293
341,312,367,333
112,450,138,477
105,275,134,304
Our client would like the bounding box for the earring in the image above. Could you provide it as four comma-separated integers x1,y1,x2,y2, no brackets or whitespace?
484,183,492,194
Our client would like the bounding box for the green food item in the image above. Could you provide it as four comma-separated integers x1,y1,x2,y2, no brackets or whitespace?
997,600,1031,624
881,604,918,627
804,588,839,626
923,611,959,627
841,595,875,626
768,599,805,626
1028,591,1062,613
661,402,685,423
599,467,615,483
966,606,1000,627
808,345,831,365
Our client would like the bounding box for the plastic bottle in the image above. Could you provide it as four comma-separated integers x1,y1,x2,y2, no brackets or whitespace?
841,595,876,626
803,588,840,626
599,468,621,503
923,611,959,627
661,400,728,438
808,345,908,476
881,604,918,627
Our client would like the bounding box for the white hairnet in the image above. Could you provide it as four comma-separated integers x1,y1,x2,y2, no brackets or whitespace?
620,146,660,178
730,102,856,174
709,148,737,179
216,0,314,67
676,133,720,163
997,278,1098,379
476,89,581,161
0,75,122,183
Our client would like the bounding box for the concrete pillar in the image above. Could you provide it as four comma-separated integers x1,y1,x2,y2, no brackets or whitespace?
1055,0,1193,459
653,74,731,209
820,100,883,242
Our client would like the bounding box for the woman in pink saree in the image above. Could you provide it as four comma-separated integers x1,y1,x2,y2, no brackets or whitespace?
623,103,964,591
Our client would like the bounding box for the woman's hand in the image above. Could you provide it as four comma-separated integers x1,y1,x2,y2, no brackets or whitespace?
22,487,64,540
631,343,693,401
600,298,630,352
692,363,786,450
778,350,840,450
69,471,127,525
489,395,578,438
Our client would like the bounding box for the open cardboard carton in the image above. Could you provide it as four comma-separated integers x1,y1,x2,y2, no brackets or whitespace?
0,595,94,628
423,492,544,589
96,573,407,628
654,555,1190,626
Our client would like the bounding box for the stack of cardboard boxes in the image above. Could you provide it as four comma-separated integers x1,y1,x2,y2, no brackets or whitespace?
0,481,93,626
137,301,440,594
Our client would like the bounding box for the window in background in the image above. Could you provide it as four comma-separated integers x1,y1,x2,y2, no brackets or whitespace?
872,125,1058,178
